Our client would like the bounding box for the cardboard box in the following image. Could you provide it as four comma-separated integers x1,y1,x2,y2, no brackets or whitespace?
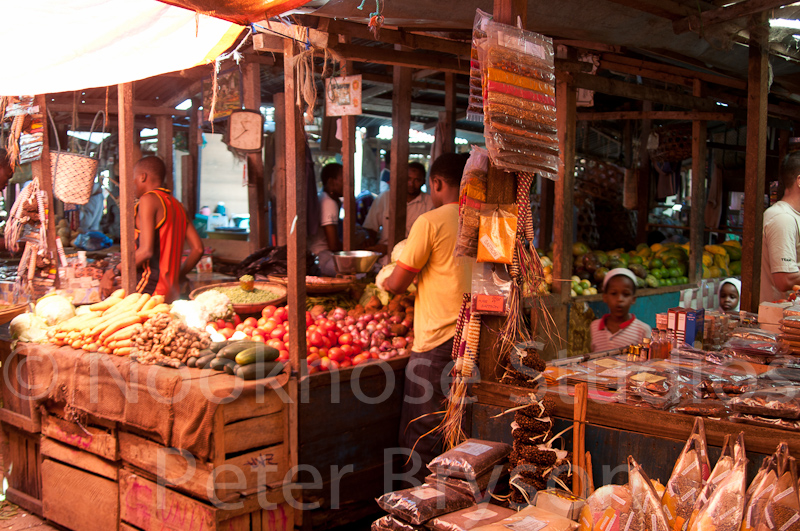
534,489,585,520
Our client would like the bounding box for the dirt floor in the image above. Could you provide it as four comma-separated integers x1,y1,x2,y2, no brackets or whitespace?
0,505,55,531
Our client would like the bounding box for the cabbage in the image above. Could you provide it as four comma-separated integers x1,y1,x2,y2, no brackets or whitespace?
375,263,395,292
10,313,48,343
391,239,407,263
34,294,75,326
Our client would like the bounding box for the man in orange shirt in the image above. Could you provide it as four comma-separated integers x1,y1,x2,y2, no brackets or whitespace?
134,156,203,302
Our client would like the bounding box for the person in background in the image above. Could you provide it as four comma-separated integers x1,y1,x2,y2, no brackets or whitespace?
0,148,12,191
79,181,104,233
382,152,470,470
719,278,741,313
590,268,652,353
132,156,203,302
761,152,800,302
364,161,434,257
309,163,343,276
379,150,391,193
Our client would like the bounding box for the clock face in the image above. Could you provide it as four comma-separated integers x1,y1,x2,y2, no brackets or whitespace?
228,110,263,152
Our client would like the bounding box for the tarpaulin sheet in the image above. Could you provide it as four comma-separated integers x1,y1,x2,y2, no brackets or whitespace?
0,0,243,96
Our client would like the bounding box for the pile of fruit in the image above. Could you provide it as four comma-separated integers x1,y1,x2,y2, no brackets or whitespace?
538,240,742,295
192,340,285,380
206,293,415,374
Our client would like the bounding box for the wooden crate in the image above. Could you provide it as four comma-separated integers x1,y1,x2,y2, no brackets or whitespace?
0,340,41,433
1,423,42,516
119,391,287,502
119,469,294,531
41,406,119,461
298,357,408,530
40,437,119,531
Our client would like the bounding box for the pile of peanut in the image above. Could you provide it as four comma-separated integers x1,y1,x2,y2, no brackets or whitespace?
132,313,211,368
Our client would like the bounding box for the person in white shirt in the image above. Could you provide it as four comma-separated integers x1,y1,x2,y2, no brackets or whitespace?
309,163,343,276
364,161,434,256
761,152,800,303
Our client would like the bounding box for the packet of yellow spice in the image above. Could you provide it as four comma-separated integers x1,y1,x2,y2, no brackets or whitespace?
477,203,517,264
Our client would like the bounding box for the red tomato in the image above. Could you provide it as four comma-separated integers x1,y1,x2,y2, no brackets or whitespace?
307,365,319,375
270,326,286,339
252,335,265,343
352,353,368,366
244,317,258,328
278,351,289,362
306,325,318,334
306,352,320,364
351,344,361,355
306,312,314,327
319,320,334,333
233,314,242,326
251,328,265,337
309,331,324,347
215,319,227,329
257,317,267,328
242,326,255,336
235,323,245,332
322,336,332,349
282,332,290,344
273,307,288,322
262,319,278,334
328,347,345,362
219,327,234,339
339,360,352,368
225,322,235,330
271,340,286,352
261,305,276,319
308,346,319,354
338,333,352,346
340,344,354,357
319,357,331,372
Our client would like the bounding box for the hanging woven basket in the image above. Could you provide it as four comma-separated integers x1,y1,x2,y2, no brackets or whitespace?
648,124,693,163
49,110,105,205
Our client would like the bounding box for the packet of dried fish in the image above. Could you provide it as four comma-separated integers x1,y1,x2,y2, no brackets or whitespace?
376,484,474,525
686,433,744,530
663,417,712,530
371,514,425,531
627,456,670,531
428,439,512,480
426,503,515,531
763,456,800,531
472,505,578,531
577,484,633,531
687,453,747,531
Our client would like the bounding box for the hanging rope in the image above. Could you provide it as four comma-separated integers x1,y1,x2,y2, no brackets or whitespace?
208,27,253,129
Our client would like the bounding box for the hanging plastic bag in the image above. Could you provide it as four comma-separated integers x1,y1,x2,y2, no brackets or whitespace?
763,456,800,531
477,204,517,264
628,456,670,531
662,417,712,530
467,9,492,122
577,484,634,531
687,452,747,531
470,262,511,316
456,146,489,258
687,433,744,530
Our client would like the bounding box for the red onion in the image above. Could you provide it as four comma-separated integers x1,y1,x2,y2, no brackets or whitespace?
369,346,380,354
398,348,408,356
345,324,355,332
365,323,376,334
392,337,407,349
359,313,374,323
377,312,389,320
402,318,413,328
345,316,356,326
389,315,404,324
379,340,392,352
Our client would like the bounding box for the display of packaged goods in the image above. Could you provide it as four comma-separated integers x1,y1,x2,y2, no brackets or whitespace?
426,504,515,531
729,388,800,419
672,399,728,417
577,484,633,531
456,146,489,258
376,484,474,525
730,413,800,431
662,418,711,530
467,9,492,121
472,505,578,531
371,515,425,531
686,451,747,531
534,489,585,520
628,456,670,531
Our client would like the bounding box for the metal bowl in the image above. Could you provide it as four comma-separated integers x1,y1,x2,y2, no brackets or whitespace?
332,251,380,274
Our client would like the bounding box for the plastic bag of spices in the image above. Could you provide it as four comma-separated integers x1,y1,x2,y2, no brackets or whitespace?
371,514,425,531
627,456,670,531
686,433,744,530
577,484,634,531
687,452,747,531
763,456,800,531
477,204,517,265
662,417,712,530
427,439,512,481
455,145,489,258
376,484,474,525
427,503,515,531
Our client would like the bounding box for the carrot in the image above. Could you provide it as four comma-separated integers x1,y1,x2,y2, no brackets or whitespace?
72,340,84,349
100,314,143,341
139,304,171,318
110,289,126,299
132,293,151,313
114,339,133,349
89,297,123,312
140,295,162,312
114,347,132,356
104,323,142,344
89,311,135,337
103,293,141,317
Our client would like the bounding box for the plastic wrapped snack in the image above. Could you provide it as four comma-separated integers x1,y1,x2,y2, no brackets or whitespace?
428,439,512,480
376,484,474,525
467,9,492,122
425,463,510,500
456,146,489,258
472,505,578,531
687,453,747,531
662,417,711,530
371,515,425,531
763,456,800,531
628,456,670,531
427,504,515,531
729,389,800,419
577,484,633,531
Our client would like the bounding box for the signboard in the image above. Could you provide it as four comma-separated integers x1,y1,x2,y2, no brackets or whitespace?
325,75,362,116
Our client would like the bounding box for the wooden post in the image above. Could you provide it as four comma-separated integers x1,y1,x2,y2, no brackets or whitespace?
31,96,56,254
741,13,769,312
389,47,412,252
273,93,287,246
539,179,554,250
182,97,200,218
690,80,707,283
243,62,267,253
156,116,174,191
553,53,577,322
340,35,357,251
636,101,652,245
118,83,136,295
478,0,527,380
439,72,457,154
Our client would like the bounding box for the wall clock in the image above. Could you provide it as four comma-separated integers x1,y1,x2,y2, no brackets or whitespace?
227,109,264,152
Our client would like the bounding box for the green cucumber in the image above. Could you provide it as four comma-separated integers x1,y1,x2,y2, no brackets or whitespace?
209,341,229,353
209,357,236,372
234,362,285,380
234,346,280,366
218,341,261,361
223,363,236,375
197,353,217,369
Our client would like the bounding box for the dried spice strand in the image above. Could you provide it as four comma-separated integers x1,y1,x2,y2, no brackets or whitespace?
488,47,556,77
486,107,558,135
485,80,556,105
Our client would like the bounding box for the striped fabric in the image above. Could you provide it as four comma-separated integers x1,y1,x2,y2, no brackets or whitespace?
590,315,652,353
